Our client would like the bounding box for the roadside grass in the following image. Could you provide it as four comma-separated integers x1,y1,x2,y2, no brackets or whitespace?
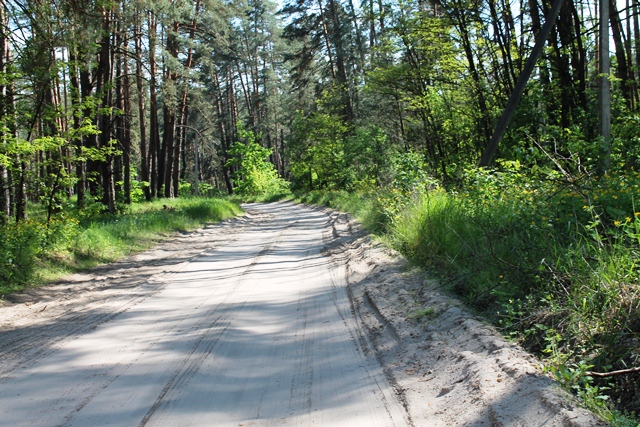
229,190,294,204
296,190,388,234
0,197,242,296
297,167,640,426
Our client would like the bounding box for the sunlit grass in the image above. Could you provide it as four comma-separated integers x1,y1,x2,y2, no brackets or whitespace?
297,168,640,424
0,197,242,295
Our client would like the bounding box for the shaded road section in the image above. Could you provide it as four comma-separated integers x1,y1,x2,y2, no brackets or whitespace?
0,203,408,427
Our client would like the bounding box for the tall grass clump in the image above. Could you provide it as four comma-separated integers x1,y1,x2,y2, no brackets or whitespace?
390,165,555,308
0,197,241,295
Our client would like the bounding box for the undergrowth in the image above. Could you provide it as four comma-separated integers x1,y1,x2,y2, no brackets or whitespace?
298,164,640,426
0,197,242,295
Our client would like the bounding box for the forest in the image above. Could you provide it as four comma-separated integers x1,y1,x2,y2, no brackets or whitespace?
1,0,640,423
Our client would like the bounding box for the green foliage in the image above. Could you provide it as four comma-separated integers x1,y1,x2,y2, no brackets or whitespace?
301,163,640,423
179,180,192,195
226,126,289,196
288,108,350,190
408,307,436,321
130,180,150,204
0,119,119,218
295,190,388,234
0,220,42,291
0,197,242,296
363,11,483,170
389,150,430,193
289,95,398,192
395,167,640,421
374,150,439,226
198,183,225,197
613,114,640,169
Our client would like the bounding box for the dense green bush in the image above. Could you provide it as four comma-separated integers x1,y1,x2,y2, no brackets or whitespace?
0,220,42,290
226,127,289,196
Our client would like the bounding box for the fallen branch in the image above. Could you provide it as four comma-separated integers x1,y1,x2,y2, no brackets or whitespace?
585,366,640,378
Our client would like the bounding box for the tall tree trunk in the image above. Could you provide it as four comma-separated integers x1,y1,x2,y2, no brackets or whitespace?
68,48,86,208
171,0,201,196
611,4,634,109
0,0,10,222
317,0,337,80
15,159,27,222
634,0,640,84
96,6,116,212
149,11,160,198
625,0,637,107
135,10,151,201
326,0,354,124
213,70,233,194
447,4,492,150
122,50,132,204
569,0,588,112
162,20,180,198
488,0,515,93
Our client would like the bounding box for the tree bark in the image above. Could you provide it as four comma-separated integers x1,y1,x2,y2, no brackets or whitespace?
121,47,132,204
326,0,354,124
0,0,10,221
135,9,151,201
96,6,116,212
162,20,180,199
611,4,634,109
149,11,160,198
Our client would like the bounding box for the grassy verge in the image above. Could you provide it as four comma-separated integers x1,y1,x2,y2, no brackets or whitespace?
228,191,295,204
297,167,640,426
0,197,242,296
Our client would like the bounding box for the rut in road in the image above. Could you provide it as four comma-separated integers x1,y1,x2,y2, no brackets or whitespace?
0,203,409,427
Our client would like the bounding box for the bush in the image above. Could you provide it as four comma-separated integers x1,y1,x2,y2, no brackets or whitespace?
226,127,289,196
0,221,42,292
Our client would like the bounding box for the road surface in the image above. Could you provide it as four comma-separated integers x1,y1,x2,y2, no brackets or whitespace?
0,203,409,427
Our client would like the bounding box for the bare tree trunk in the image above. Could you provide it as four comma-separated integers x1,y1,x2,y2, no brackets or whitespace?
135,9,151,201
149,11,160,198
213,70,233,194
0,0,10,222
448,5,492,150
172,0,201,196
15,160,27,222
488,0,515,93
610,4,634,109
68,47,87,208
626,0,637,107
317,0,337,79
162,20,179,199
600,0,611,172
96,6,116,212
122,49,132,204
326,0,354,124
634,0,640,84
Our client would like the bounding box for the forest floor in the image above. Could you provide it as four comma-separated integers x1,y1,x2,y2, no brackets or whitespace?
0,202,607,426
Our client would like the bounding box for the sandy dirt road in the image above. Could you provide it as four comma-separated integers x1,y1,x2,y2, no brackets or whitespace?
0,202,607,426
0,203,408,427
